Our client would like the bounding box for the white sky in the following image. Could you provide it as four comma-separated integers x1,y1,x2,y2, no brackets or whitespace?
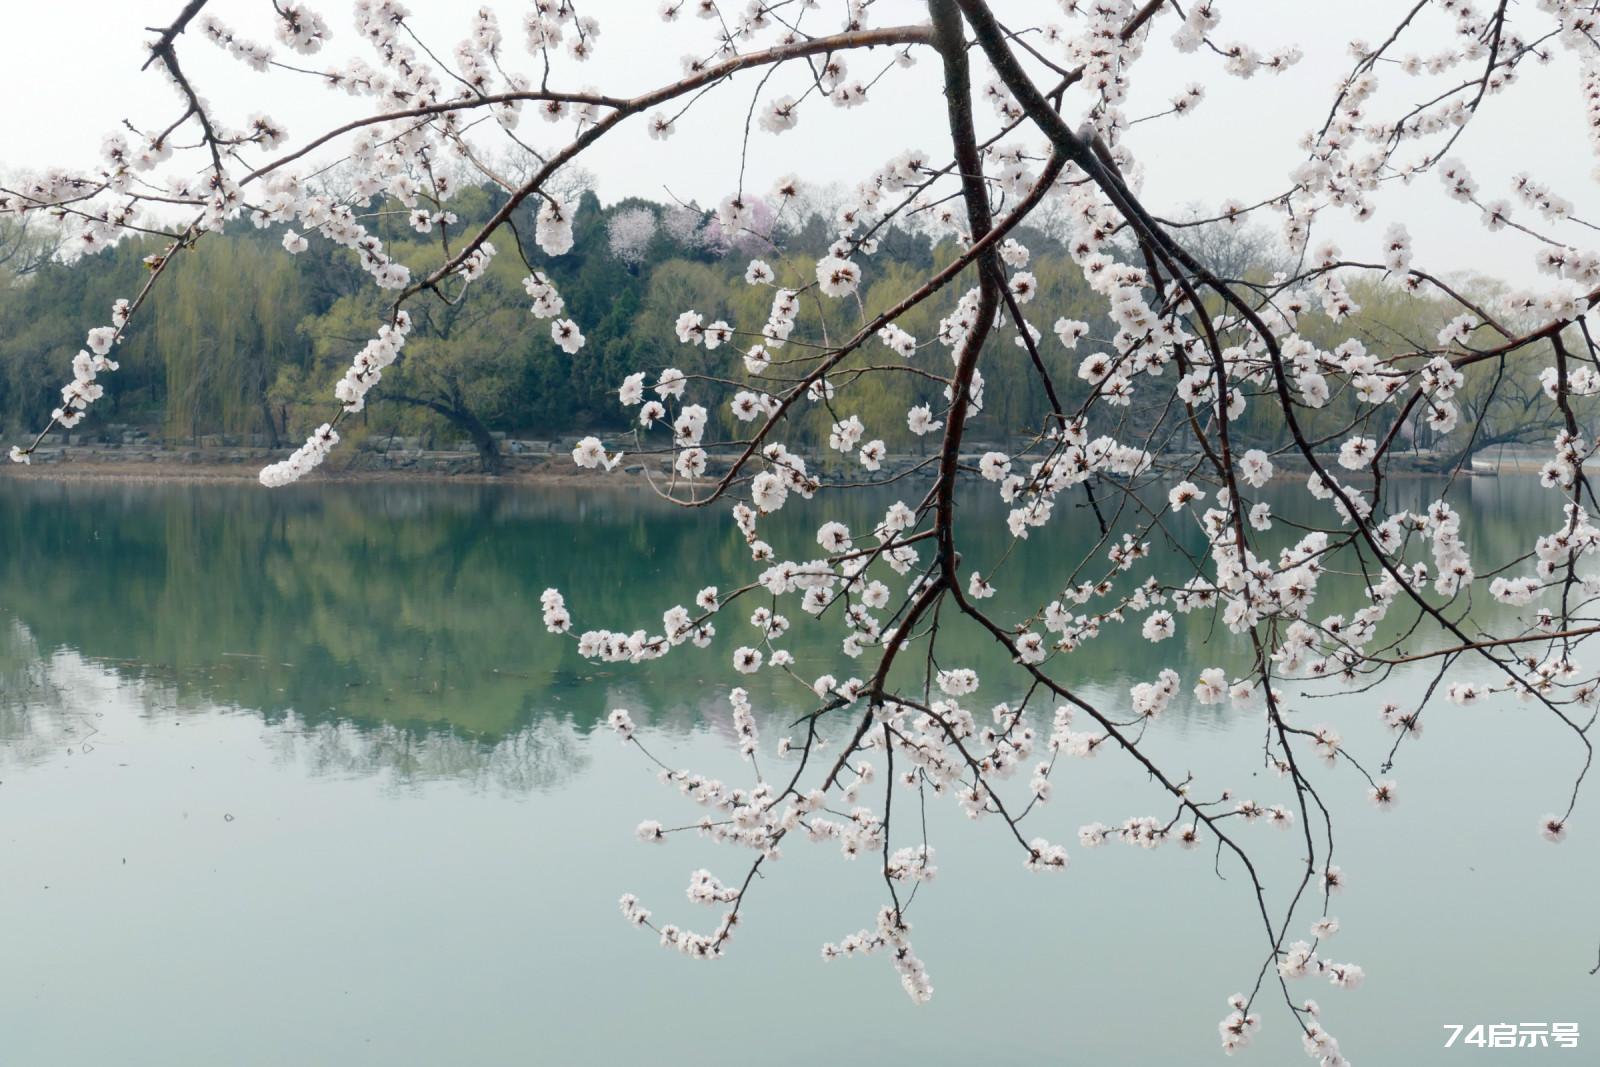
0,1,1593,286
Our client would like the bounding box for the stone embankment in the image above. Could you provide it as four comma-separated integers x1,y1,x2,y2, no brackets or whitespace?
0,425,1552,482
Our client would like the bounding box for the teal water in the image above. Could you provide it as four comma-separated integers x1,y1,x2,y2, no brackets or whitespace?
0,476,1594,1065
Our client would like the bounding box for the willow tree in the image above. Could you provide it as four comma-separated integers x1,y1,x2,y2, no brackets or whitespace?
154,236,306,445
4,2,1600,1062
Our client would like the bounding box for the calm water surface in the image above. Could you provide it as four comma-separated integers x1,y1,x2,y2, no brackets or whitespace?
0,476,1594,1065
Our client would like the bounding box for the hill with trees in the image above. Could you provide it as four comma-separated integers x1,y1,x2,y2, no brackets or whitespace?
0,182,1563,474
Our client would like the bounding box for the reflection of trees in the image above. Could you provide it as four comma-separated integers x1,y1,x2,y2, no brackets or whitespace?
1,481,607,739
0,620,586,792
0,476,1564,754
0,619,74,766
1,622,173,767
259,712,587,793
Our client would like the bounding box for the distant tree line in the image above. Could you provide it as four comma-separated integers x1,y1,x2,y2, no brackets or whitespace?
0,184,1564,474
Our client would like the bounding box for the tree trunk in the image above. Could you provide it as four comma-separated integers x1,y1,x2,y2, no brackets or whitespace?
456,404,504,475
258,393,282,449
1433,431,1535,474
390,394,503,475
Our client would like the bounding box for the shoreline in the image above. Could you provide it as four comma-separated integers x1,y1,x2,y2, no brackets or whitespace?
0,445,1563,487
0,456,622,486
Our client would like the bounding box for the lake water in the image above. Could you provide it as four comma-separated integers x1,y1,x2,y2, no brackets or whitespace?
0,475,1594,1065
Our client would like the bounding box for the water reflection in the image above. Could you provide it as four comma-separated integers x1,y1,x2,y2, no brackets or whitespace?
0,474,1579,759
0,619,102,768
258,713,589,792
0,476,1595,1066
1,614,587,792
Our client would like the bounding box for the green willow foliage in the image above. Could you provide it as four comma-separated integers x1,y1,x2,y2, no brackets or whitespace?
0,188,1560,467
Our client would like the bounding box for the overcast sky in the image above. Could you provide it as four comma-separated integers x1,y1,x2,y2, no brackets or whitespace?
0,1,1592,286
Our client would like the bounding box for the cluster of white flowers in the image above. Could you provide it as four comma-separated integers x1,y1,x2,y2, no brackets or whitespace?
822,908,933,1003
877,323,916,357
760,288,799,352
273,3,330,54
523,272,566,319
571,436,622,472
45,314,125,434
258,422,340,487
331,313,412,417
536,197,575,256
1130,669,1181,715
815,255,861,298
198,14,273,72
541,589,571,634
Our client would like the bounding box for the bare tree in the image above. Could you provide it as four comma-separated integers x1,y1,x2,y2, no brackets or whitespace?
0,210,62,281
